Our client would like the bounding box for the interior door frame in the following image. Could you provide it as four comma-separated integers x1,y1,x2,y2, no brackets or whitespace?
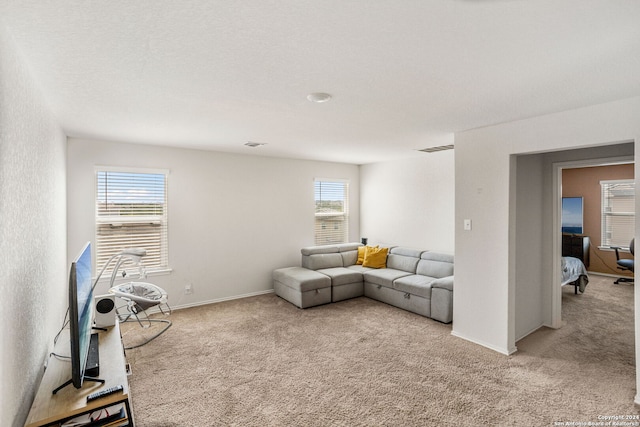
551,155,635,328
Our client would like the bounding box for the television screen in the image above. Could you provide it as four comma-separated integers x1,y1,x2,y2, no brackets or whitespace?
69,241,94,389
562,197,584,234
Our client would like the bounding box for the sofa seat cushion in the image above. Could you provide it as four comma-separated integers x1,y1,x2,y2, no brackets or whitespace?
317,267,363,286
363,268,412,288
393,274,439,299
347,265,374,274
273,267,331,292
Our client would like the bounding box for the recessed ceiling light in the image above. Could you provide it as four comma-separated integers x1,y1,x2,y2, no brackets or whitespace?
245,141,267,148
307,92,332,103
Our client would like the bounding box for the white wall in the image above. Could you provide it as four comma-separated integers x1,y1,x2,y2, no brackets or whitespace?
0,26,67,427
67,139,360,307
454,97,640,362
360,152,455,252
513,153,545,340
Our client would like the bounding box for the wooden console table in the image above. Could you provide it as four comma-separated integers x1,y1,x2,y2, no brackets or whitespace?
24,321,134,427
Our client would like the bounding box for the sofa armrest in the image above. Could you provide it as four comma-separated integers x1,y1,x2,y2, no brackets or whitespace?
431,276,453,324
431,275,453,291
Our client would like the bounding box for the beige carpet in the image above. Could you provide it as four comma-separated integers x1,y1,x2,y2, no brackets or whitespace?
122,275,639,426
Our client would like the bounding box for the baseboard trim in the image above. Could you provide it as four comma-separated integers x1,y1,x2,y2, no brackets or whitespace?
589,271,632,280
173,289,275,311
144,289,275,314
451,330,517,356
515,324,546,343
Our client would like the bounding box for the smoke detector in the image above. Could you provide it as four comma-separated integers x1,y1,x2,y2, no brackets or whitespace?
307,92,332,103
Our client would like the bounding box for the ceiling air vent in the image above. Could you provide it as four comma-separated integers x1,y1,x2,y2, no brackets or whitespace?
417,144,454,153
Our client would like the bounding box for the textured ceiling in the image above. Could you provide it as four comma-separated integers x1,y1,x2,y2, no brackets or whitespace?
2,0,639,164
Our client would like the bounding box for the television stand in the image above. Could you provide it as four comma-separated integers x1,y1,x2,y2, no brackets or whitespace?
85,332,100,377
51,376,105,395
25,322,134,426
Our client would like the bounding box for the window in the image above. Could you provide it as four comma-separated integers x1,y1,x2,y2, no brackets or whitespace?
601,179,635,248
96,168,169,274
314,179,349,245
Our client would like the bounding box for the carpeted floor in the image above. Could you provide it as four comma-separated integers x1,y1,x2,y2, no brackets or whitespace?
122,274,638,426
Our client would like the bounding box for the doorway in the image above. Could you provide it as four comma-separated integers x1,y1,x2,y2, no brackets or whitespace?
513,142,634,343
551,155,634,327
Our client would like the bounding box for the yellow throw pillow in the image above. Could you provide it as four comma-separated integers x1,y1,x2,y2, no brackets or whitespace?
358,245,378,265
363,246,388,269
356,246,367,265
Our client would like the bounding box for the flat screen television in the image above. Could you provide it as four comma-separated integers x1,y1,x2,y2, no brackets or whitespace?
53,241,102,394
562,196,584,235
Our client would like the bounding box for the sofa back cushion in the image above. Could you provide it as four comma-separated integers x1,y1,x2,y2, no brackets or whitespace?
300,243,362,270
416,252,454,278
386,247,422,273
302,253,344,270
337,242,362,268
301,245,340,255
341,250,359,267
336,242,362,253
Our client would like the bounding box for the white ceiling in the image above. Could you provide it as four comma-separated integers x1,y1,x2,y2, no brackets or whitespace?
2,0,639,164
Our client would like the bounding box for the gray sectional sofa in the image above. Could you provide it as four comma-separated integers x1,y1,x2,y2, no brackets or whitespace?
273,243,454,323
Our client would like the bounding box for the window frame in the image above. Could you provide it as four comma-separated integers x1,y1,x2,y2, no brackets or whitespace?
600,178,635,249
314,178,350,245
95,166,171,278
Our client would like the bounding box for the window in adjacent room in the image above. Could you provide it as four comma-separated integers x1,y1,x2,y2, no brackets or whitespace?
314,179,349,245
601,179,635,248
96,168,169,274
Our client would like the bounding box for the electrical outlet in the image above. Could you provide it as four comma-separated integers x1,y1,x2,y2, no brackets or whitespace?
184,283,193,295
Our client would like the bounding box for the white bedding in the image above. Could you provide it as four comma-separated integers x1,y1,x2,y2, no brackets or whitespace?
561,256,589,292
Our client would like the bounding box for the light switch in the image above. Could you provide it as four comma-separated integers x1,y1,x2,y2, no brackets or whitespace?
463,219,472,231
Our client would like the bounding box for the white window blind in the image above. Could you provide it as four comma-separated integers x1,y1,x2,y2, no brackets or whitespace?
96,169,168,273
314,179,349,245
601,179,635,248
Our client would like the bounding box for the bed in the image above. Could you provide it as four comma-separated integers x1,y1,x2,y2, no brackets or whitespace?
561,256,589,294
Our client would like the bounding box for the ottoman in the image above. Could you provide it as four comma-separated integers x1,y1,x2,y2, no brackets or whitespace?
273,267,331,308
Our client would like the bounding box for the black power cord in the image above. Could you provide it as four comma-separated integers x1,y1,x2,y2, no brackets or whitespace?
588,245,631,276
